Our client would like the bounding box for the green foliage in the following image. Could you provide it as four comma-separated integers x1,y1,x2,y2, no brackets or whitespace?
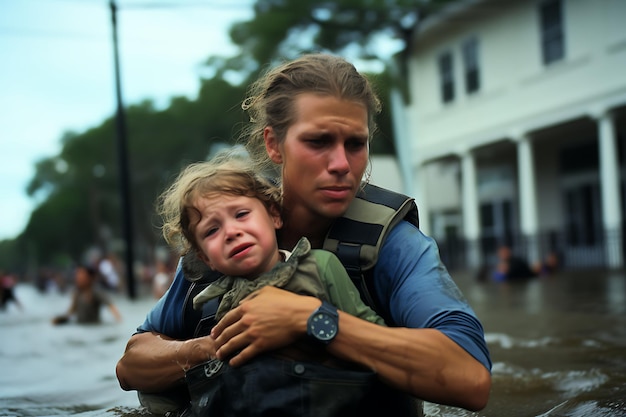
0,239,20,273
21,188,95,262
231,0,415,64
366,69,396,155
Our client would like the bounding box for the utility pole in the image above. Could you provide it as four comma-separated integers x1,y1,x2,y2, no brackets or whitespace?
109,0,136,299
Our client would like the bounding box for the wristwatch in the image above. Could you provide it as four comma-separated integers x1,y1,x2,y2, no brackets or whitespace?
306,300,339,345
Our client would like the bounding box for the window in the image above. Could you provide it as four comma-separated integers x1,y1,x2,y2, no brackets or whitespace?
462,37,480,93
438,51,455,103
539,0,565,65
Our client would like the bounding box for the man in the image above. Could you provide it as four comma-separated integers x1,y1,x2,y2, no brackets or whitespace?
116,54,491,414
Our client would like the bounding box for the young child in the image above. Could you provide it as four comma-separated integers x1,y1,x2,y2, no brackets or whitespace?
52,265,122,325
155,151,385,416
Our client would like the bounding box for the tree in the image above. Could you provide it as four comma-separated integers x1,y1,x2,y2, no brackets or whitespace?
230,0,417,65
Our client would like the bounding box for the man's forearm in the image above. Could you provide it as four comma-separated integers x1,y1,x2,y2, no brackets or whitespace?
329,313,491,411
116,332,214,392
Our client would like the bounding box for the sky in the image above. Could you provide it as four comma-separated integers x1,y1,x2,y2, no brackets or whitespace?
0,0,254,240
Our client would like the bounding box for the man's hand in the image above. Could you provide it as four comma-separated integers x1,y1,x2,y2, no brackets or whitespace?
211,286,320,367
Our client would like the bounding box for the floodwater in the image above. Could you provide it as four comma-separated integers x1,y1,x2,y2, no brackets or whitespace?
1,269,625,417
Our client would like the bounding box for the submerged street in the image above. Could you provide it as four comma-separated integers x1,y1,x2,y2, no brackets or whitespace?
1,268,625,416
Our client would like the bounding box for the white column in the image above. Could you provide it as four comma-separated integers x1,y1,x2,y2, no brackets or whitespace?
390,89,414,196
461,150,481,268
515,134,540,264
597,111,623,268
413,162,430,235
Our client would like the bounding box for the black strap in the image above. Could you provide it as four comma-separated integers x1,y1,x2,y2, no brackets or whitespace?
325,184,419,324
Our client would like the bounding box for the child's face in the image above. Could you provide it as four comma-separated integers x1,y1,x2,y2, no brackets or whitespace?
193,194,282,279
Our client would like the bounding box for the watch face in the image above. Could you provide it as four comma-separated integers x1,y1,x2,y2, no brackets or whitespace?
310,312,338,341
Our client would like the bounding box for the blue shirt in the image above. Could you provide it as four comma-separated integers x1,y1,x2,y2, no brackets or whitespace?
137,221,492,371
373,222,491,371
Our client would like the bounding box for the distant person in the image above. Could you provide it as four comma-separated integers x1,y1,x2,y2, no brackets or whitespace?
1,270,23,311
98,253,121,292
537,250,560,276
493,244,537,282
146,153,387,416
52,265,122,325
151,259,172,299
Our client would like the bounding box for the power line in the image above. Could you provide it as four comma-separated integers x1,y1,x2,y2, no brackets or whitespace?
0,26,106,41
23,0,251,6
118,1,252,10
0,0,253,40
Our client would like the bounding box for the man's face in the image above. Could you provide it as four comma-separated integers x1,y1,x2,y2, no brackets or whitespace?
265,93,369,223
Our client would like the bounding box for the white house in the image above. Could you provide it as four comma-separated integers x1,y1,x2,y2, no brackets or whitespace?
397,0,626,269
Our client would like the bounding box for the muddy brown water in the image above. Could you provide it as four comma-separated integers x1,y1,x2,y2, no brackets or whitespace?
448,269,626,416
1,269,625,416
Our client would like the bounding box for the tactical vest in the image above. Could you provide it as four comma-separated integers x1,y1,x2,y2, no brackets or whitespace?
323,183,419,323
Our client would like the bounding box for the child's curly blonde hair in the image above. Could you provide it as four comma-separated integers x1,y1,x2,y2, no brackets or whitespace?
158,150,282,257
